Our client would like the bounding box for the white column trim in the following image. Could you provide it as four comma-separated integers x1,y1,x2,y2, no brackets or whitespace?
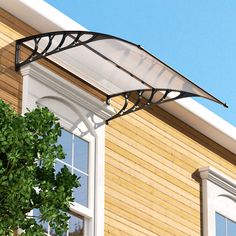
94,124,105,236
20,62,106,236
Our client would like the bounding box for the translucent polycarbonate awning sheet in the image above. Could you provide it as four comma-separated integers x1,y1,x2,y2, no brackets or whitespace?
15,31,227,121
86,37,207,96
50,45,148,95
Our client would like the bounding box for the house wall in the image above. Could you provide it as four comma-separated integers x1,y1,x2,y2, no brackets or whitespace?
105,99,236,236
0,8,32,112
1,8,236,236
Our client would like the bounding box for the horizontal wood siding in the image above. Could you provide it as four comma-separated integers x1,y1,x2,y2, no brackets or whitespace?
0,8,35,111
1,7,236,236
105,98,236,235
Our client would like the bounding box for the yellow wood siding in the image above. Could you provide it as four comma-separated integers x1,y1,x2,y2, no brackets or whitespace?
1,7,236,236
105,98,236,235
0,8,39,112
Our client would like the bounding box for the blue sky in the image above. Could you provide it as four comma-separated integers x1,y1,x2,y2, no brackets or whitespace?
45,0,236,126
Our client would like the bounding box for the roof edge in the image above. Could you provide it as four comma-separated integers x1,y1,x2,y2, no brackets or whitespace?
1,0,236,154
160,98,236,154
0,0,86,32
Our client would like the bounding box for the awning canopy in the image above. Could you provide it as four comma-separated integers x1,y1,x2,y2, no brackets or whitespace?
15,31,227,122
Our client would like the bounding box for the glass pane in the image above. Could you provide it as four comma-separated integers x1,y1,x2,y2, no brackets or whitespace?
33,208,48,234
55,160,72,175
73,170,88,207
50,228,57,236
216,213,226,236
228,218,236,236
58,129,72,165
69,213,84,236
50,228,67,236
74,136,89,173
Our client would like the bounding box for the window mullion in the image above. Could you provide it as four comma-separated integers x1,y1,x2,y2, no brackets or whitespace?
48,223,50,235
225,217,228,236
72,133,75,174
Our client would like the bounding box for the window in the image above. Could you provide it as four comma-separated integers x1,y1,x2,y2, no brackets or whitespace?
33,128,90,235
57,129,89,207
34,209,84,235
51,112,96,236
216,212,236,236
20,62,114,235
199,167,236,236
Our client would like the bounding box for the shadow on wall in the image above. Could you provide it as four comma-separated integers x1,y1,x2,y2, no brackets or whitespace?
0,42,23,112
145,103,236,167
192,170,204,236
0,7,39,112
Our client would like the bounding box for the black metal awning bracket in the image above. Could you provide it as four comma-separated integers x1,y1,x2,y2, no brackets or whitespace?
105,89,205,123
15,31,101,71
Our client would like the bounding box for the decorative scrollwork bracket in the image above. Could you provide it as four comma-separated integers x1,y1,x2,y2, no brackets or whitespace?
105,89,200,123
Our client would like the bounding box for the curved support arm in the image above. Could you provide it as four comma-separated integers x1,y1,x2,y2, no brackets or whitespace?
105,88,201,123
15,31,108,71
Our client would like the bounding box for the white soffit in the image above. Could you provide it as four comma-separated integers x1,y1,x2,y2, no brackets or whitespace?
0,0,86,32
1,0,236,154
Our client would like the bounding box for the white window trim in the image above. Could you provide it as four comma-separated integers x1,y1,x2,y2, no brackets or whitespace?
60,125,95,236
20,62,113,236
199,166,236,236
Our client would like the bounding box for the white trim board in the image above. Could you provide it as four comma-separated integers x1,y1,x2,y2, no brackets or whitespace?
0,0,86,32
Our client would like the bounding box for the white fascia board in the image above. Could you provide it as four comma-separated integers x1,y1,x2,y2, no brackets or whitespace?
1,0,236,154
160,98,236,154
0,0,86,32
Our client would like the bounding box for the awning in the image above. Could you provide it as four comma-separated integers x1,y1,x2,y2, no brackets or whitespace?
15,31,227,122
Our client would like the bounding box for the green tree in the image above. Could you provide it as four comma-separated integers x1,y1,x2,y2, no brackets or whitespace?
0,100,80,235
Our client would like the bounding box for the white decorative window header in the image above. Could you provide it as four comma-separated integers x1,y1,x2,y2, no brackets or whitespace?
199,167,236,196
199,166,236,236
20,62,115,123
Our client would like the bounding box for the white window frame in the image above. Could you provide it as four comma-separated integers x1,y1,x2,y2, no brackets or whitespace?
20,62,114,236
199,166,236,236
58,125,95,236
